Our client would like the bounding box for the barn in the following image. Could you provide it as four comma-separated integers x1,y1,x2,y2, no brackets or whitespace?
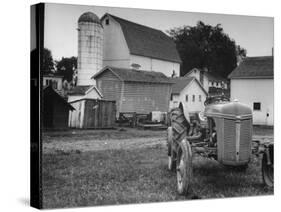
101,13,182,77
43,86,74,129
228,56,273,125
92,66,173,115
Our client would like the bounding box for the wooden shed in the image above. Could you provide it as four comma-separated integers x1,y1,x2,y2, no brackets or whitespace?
69,98,116,129
43,86,74,129
92,66,173,115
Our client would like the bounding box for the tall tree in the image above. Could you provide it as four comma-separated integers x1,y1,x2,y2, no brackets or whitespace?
168,21,246,78
55,56,77,82
42,48,55,73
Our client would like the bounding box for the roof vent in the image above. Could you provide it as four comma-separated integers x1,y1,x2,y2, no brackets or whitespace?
131,63,141,70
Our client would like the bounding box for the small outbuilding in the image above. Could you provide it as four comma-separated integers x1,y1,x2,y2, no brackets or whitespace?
169,77,208,113
92,66,173,115
43,86,74,129
68,98,116,129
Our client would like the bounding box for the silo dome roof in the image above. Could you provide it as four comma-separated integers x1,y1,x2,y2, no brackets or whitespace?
78,12,101,24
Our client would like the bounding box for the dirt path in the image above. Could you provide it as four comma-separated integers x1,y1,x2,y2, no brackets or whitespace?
43,136,167,154
42,129,273,154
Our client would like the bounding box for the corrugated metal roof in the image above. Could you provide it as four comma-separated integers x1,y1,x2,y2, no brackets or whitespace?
228,56,273,79
103,14,181,63
93,66,174,84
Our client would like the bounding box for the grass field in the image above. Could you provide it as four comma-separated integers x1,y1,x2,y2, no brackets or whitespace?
42,126,273,209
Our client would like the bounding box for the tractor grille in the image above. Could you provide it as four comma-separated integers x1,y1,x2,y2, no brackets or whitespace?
223,119,236,161
239,119,252,161
223,118,252,163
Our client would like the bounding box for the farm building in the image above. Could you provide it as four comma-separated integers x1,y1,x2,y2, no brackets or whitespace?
67,85,103,102
43,86,74,129
68,98,116,129
184,68,228,94
169,77,208,113
228,56,273,126
93,66,173,115
101,13,182,77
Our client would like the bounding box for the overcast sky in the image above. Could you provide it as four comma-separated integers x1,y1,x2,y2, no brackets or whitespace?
44,3,274,60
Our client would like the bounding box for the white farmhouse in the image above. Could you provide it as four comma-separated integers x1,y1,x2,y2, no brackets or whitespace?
184,68,228,93
228,56,273,126
169,77,208,113
101,13,182,77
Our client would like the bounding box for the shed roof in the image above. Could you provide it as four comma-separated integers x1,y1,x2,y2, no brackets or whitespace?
93,66,173,84
102,14,181,63
67,85,103,97
43,86,74,111
228,56,273,79
169,77,207,95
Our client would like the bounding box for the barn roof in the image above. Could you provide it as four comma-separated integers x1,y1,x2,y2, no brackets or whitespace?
169,77,207,95
93,66,173,84
102,14,181,63
228,56,273,79
43,86,75,110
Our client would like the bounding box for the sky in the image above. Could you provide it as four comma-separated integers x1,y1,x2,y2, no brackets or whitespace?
44,3,274,60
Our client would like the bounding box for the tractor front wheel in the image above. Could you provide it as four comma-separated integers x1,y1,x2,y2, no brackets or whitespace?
176,139,192,195
262,151,274,187
167,127,176,171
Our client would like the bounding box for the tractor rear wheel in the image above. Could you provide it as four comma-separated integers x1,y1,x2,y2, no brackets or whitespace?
170,107,189,142
176,139,192,195
262,151,274,187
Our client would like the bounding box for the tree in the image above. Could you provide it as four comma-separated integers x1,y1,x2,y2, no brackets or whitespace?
42,48,55,73
55,56,77,82
168,21,246,78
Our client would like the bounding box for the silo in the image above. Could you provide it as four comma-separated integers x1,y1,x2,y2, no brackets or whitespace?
77,12,103,86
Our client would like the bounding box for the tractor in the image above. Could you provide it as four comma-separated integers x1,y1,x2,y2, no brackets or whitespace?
167,96,274,195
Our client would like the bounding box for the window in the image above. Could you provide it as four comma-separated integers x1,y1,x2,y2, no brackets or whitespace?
185,95,188,102
199,95,202,102
212,82,214,86
170,94,173,101
105,19,109,25
192,95,195,102
253,102,261,111
216,82,219,86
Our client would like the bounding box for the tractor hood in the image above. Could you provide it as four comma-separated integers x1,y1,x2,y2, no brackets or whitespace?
204,100,252,119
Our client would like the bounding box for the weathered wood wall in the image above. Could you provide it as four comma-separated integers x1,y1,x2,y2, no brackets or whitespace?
121,82,171,114
96,71,123,113
69,99,116,129
96,69,172,115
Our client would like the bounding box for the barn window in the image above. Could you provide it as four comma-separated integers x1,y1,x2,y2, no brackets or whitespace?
253,102,261,111
192,95,195,102
199,95,202,102
105,19,109,25
185,95,188,102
